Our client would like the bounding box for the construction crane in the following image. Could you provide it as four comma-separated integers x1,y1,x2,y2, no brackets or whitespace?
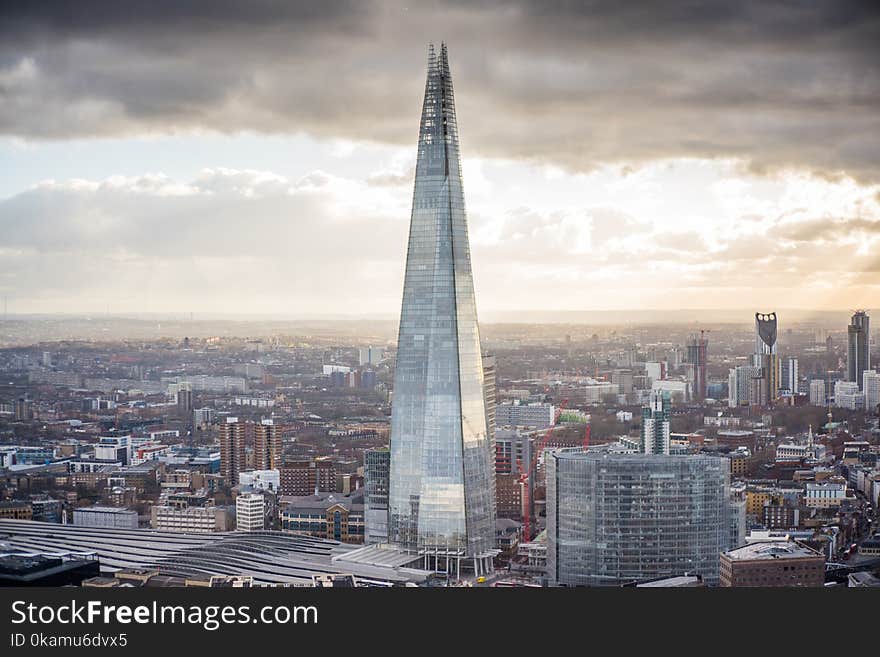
518,399,568,542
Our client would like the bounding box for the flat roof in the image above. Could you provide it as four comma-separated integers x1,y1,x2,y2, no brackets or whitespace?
724,541,821,561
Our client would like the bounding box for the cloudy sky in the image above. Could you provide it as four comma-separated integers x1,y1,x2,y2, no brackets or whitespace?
1,1,879,318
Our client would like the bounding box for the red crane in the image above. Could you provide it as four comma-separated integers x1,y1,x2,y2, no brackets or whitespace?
518,399,568,542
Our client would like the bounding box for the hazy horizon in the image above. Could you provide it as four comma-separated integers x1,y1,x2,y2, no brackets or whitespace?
0,307,872,326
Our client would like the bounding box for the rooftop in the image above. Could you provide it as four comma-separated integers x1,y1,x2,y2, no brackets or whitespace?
724,541,822,561
0,519,428,586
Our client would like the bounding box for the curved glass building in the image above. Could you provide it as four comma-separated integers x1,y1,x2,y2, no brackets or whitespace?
388,44,496,574
547,451,731,586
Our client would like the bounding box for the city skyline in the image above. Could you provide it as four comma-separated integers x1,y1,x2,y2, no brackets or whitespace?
1,2,879,316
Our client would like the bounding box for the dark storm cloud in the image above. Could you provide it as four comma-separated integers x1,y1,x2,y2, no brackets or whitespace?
1,1,879,179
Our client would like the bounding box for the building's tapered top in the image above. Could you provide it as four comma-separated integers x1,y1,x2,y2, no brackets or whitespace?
387,44,496,559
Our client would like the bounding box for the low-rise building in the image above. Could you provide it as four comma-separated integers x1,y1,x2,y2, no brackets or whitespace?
720,541,824,587
804,482,848,509
281,491,365,543
73,506,138,529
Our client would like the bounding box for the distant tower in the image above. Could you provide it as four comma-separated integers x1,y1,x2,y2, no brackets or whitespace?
176,382,193,416
686,331,708,401
847,310,870,390
641,389,671,455
779,356,799,395
254,419,282,471
219,417,246,485
754,312,779,404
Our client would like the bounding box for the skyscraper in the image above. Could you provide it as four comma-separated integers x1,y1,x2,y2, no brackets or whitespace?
686,332,708,401
641,389,670,455
779,356,798,395
388,44,496,574
728,365,760,408
754,312,779,404
847,310,870,389
254,419,282,471
219,417,246,485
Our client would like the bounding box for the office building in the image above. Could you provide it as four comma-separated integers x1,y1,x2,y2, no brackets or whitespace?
151,500,230,533
254,419,282,471
495,402,555,429
193,407,216,428
835,380,864,410
641,390,670,455
73,506,138,529
847,310,870,389
863,370,880,414
30,498,62,523
236,493,265,532
219,417,246,485
281,492,365,544
612,369,634,397
364,448,390,544
238,469,280,492
720,541,824,587
94,435,131,465
388,44,496,573
804,482,848,508
809,379,827,406
546,451,731,586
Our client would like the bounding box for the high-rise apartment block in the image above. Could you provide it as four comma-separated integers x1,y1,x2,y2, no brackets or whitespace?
779,356,798,395
641,390,670,455
254,419,282,471
495,401,555,429
686,333,708,401
219,417,246,485
848,310,871,389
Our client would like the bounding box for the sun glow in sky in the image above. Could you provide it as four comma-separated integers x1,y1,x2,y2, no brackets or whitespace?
1,2,878,316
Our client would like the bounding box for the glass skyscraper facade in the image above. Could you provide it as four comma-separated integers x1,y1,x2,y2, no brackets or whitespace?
547,451,731,586
364,447,390,545
388,44,496,564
